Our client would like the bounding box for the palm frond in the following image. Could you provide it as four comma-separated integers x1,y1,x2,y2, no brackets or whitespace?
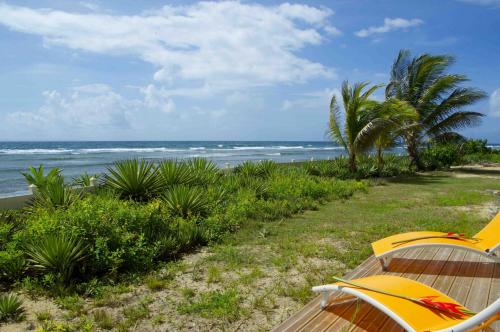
426,111,484,137
327,94,347,149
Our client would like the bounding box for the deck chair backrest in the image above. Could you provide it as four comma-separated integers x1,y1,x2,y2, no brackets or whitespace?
474,212,500,251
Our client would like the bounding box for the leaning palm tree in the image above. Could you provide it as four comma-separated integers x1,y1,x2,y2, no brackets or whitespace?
386,50,486,169
328,81,391,172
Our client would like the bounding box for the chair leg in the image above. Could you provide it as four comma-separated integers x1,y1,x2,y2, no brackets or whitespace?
379,255,393,271
320,291,331,309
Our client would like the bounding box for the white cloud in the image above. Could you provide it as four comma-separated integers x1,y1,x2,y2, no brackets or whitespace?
4,84,134,136
324,25,342,36
281,88,339,110
355,18,423,38
0,1,337,93
490,88,500,117
141,85,176,114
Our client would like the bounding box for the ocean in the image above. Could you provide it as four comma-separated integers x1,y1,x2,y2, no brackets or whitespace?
1,141,498,197
0,141,349,196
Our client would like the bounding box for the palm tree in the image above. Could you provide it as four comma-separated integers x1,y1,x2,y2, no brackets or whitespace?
386,50,486,169
328,81,389,172
373,99,418,168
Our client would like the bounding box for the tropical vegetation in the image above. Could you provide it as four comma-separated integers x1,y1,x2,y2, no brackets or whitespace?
0,49,497,329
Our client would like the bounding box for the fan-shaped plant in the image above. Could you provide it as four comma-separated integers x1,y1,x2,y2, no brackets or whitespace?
105,159,161,201
162,186,210,218
21,165,61,189
158,160,196,188
186,158,220,185
72,172,99,187
32,177,81,210
257,160,277,178
234,161,260,177
0,293,25,323
24,234,88,285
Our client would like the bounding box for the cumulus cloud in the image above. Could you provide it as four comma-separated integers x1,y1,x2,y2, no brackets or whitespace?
355,18,423,37
281,88,339,111
0,1,337,93
4,84,134,136
490,88,500,117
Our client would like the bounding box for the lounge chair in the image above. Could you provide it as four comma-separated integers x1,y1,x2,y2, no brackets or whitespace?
312,275,499,332
371,212,500,270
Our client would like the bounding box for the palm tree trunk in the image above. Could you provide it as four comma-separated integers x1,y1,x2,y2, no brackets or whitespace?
377,146,384,169
406,137,421,170
348,152,357,173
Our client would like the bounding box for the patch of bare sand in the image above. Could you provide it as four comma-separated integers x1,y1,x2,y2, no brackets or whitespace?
451,201,499,219
450,164,500,179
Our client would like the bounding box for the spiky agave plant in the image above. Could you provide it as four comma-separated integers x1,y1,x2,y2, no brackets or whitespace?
162,186,210,218
32,177,81,210
157,160,196,189
21,165,61,189
24,234,88,285
0,293,25,323
186,158,220,186
105,159,162,201
257,160,278,178
234,161,261,177
71,172,100,187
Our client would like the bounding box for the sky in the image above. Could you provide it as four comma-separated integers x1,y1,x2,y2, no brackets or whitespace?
0,0,499,142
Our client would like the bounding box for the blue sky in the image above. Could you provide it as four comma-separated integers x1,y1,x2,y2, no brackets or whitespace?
0,0,499,141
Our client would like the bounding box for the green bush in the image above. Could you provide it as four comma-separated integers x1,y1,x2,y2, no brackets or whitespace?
21,165,61,189
71,172,100,187
5,158,368,291
32,177,81,211
460,139,490,154
158,160,196,188
105,159,162,201
24,234,88,285
0,293,24,323
421,144,462,170
303,155,411,179
186,158,221,186
162,186,210,218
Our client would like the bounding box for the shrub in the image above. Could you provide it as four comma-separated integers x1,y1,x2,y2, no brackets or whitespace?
24,234,88,285
72,173,99,187
234,161,260,177
186,158,220,185
0,293,25,323
235,160,278,178
421,144,461,170
257,160,277,178
158,160,195,188
460,139,490,155
32,177,81,210
21,165,61,189
105,159,162,201
162,186,210,218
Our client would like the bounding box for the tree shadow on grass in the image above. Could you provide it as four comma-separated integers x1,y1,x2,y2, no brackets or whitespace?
386,174,449,185
451,168,500,177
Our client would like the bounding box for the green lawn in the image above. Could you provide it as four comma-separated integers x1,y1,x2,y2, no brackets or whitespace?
7,171,500,332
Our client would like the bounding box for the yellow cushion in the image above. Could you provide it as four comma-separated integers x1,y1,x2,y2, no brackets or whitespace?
335,275,471,332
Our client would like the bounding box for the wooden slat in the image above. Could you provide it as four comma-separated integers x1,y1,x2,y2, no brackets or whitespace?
487,261,500,331
272,247,499,332
272,254,381,332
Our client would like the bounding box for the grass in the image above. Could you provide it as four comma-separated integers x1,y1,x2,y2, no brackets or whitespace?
178,288,243,321
3,170,499,331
